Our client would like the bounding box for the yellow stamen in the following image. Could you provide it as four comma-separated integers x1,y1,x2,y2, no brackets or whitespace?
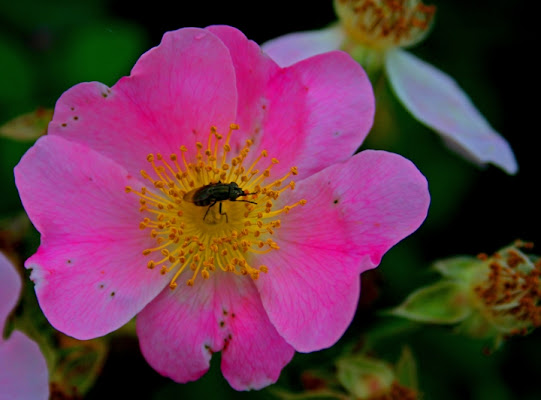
126,125,307,288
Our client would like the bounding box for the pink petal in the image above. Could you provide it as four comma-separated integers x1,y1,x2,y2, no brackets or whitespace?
0,331,49,400
217,274,295,390
385,49,518,174
0,254,49,400
137,273,294,390
14,135,170,339
206,25,374,180
0,252,21,330
49,28,238,174
255,150,430,351
262,25,345,68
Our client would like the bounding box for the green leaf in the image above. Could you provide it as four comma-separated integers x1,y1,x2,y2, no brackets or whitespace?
0,108,53,141
389,281,471,324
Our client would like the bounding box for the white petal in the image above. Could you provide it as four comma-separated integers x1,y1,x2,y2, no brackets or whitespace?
262,25,345,67
385,49,517,174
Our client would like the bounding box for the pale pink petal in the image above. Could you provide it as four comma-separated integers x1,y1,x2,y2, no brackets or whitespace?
0,252,21,329
206,25,374,181
50,28,238,174
255,150,430,351
0,253,49,400
15,135,170,339
385,49,517,174
0,331,49,400
262,25,345,68
137,273,294,390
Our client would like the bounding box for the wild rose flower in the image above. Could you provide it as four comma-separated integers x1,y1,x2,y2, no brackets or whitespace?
262,0,518,174
15,26,430,390
0,252,49,400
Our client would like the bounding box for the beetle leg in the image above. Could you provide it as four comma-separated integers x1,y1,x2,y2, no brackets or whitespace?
219,201,228,223
204,200,217,221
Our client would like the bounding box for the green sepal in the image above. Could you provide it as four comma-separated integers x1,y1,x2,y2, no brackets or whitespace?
432,256,480,281
389,281,471,324
336,355,394,398
394,346,418,391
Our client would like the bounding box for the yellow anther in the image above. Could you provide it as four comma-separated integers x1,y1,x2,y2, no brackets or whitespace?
128,124,306,287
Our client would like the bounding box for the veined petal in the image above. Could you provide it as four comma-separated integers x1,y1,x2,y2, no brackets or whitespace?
14,135,170,339
49,28,238,174
255,150,430,351
385,48,517,174
208,25,373,180
0,331,49,400
262,25,345,68
137,273,294,390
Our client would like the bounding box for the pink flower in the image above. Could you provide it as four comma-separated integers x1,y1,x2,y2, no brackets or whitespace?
262,0,518,174
15,26,429,390
0,252,49,400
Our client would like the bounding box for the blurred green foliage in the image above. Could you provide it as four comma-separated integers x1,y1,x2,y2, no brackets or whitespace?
0,0,538,399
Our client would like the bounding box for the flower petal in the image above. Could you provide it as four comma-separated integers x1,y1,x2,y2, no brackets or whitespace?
0,252,21,330
255,150,430,351
207,25,374,180
262,25,345,68
49,28,238,174
0,331,49,400
385,49,517,174
218,274,295,390
137,273,294,390
14,135,170,339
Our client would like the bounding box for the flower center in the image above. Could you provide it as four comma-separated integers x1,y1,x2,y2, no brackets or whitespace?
334,0,436,50
125,124,306,289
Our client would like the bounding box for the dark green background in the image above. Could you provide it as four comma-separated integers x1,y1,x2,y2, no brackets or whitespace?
1,1,538,399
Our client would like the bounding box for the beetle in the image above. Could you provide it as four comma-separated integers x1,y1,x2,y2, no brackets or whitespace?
183,181,257,222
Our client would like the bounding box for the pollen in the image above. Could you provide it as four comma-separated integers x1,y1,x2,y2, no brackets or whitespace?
126,124,306,289
334,0,436,50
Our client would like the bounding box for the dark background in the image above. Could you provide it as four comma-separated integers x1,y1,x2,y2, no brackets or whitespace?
1,1,539,399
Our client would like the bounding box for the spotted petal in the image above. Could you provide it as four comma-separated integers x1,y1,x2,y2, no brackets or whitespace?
385,48,517,174
14,135,170,339
137,273,294,390
49,28,238,175
255,150,430,351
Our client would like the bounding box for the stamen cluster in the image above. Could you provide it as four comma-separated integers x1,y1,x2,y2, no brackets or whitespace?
473,241,541,337
125,124,306,289
334,0,436,50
